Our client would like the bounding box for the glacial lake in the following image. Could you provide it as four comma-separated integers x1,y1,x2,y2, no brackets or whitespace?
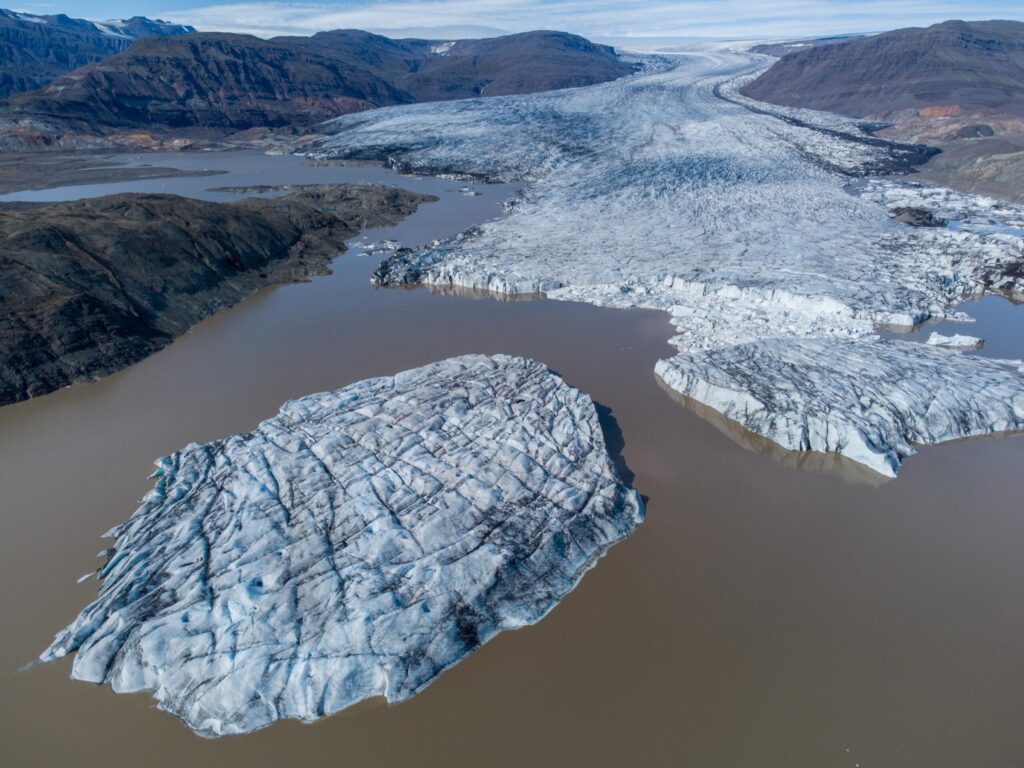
1,151,1023,767
880,293,1024,361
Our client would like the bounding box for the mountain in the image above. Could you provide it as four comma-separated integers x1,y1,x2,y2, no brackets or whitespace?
741,20,1024,118
396,31,635,99
0,184,433,405
741,20,1024,203
0,9,193,98
3,29,636,133
748,34,863,58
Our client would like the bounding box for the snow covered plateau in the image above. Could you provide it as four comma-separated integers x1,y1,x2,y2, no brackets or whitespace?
39,355,643,736
310,47,1024,477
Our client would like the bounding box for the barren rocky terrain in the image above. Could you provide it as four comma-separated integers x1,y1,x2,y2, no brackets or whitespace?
0,29,636,150
742,20,1024,202
0,184,434,405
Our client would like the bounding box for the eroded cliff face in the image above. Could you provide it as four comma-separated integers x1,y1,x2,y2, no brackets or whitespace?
0,184,435,405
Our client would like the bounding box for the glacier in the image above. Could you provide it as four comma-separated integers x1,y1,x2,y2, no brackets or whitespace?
39,355,643,736
310,46,1024,476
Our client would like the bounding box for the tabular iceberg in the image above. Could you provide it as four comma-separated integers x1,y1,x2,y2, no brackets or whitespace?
311,46,1024,475
926,333,984,350
39,355,643,736
657,339,1023,476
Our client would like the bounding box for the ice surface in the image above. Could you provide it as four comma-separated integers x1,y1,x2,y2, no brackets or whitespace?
926,333,984,350
656,339,1022,476
311,46,1024,475
39,355,642,736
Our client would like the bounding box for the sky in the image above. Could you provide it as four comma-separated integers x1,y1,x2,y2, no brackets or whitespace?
11,0,1024,40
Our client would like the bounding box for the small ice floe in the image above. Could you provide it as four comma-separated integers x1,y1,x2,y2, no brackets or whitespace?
926,332,984,350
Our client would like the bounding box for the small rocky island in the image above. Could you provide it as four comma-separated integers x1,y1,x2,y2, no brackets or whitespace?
0,184,434,406
39,355,643,736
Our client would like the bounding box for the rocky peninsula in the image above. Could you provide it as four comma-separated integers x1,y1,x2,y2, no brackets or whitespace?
0,183,434,405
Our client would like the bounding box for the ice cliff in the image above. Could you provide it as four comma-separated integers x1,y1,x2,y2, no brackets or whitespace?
39,355,643,736
311,46,1024,476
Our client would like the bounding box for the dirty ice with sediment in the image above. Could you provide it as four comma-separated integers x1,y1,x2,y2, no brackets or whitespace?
39,356,643,736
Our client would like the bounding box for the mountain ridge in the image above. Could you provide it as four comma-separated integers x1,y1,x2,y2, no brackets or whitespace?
0,8,193,98
0,185,434,405
1,28,636,137
741,20,1024,118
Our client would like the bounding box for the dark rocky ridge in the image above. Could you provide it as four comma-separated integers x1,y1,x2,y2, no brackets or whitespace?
3,29,636,134
890,206,947,227
0,184,434,406
742,20,1024,118
949,124,996,139
0,9,193,98
748,34,863,58
741,20,1024,204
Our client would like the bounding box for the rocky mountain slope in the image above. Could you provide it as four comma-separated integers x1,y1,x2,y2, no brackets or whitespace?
742,20,1024,202
742,20,1024,118
2,29,636,135
314,48,1024,476
0,185,434,405
748,33,862,58
0,9,193,98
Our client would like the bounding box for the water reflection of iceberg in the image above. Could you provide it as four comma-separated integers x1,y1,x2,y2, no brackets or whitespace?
656,376,890,487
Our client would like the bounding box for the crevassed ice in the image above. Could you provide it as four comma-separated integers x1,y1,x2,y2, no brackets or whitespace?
311,46,1024,475
40,355,643,736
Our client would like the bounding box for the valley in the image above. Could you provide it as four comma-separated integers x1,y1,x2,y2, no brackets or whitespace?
2,9,1023,767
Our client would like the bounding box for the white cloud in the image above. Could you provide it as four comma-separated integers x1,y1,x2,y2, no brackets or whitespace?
160,0,1024,40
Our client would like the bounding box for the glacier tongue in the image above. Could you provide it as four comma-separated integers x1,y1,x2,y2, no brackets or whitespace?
39,355,643,737
311,46,1024,475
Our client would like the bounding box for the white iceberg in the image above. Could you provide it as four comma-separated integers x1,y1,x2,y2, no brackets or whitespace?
656,339,1023,477
39,355,643,736
926,332,984,350
310,45,1024,475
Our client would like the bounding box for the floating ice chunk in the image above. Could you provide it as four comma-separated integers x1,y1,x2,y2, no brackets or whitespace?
656,339,1024,477
39,355,642,737
926,333,984,350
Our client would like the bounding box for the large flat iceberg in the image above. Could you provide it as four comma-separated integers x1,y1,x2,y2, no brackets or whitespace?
657,339,1023,476
39,355,643,736
311,47,1024,475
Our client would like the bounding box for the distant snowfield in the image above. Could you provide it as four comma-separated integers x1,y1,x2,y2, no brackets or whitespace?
312,46,1024,476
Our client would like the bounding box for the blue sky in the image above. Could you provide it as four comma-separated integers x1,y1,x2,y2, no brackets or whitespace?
12,1,1024,39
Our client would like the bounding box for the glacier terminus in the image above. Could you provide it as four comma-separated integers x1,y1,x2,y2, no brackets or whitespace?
311,46,1024,476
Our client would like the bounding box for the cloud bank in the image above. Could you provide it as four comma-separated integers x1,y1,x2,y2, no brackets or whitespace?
159,0,1024,40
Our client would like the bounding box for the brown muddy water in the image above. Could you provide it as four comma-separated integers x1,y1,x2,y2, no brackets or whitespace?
2,152,1024,768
